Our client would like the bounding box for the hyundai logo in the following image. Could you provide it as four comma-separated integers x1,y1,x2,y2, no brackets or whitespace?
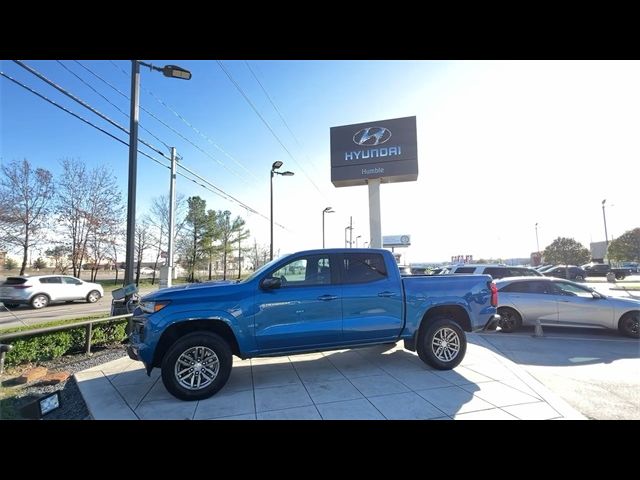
353,127,392,146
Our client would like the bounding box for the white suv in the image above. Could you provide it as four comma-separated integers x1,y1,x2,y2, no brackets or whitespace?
0,275,104,309
441,264,543,280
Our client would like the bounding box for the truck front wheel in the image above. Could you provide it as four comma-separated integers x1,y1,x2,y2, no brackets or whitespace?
161,331,233,401
417,317,467,370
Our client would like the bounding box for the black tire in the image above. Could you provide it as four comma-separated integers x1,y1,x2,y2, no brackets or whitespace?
498,307,522,333
3,303,19,308
30,294,49,309
161,332,233,401
618,312,639,339
86,290,101,303
417,317,467,370
575,275,585,282
615,273,626,280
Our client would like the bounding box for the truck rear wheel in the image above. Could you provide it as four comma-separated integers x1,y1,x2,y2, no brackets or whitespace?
161,331,233,401
417,317,466,370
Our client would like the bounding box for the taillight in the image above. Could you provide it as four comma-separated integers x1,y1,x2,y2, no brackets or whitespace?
490,282,498,307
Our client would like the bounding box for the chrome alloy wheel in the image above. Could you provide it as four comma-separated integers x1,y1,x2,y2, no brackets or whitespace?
431,327,461,362
174,346,220,390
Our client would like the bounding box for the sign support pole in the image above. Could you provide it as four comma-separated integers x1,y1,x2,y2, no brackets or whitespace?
368,178,382,248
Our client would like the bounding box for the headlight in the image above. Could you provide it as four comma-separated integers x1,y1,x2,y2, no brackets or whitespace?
139,300,170,314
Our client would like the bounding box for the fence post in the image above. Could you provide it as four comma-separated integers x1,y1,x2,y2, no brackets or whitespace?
85,323,93,354
0,344,13,375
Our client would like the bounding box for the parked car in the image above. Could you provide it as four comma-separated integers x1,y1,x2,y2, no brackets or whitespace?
127,248,500,400
495,277,639,338
441,264,543,280
543,265,587,281
621,262,640,274
0,275,104,309
581,263,633,280
139,267,156,275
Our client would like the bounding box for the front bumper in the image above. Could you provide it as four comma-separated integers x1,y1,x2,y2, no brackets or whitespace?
126,344,140,361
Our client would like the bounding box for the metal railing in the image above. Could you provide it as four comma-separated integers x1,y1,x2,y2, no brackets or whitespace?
0,314,133,373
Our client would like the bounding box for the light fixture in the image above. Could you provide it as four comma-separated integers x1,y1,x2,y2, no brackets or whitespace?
21,391,61,419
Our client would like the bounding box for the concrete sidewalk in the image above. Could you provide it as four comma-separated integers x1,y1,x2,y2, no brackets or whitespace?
75,334,585,420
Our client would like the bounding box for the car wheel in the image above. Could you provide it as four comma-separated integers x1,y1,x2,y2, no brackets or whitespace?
161,332,233,401
618,312,640,339
86,290,101,303
615,273,626,280
30,294,50,309
575,275,585,281
498,307,522,333
417,317,466,370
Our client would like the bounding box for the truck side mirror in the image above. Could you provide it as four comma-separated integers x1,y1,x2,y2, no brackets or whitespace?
261,277,281,290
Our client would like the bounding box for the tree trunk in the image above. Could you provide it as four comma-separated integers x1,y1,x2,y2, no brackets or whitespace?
223,240,228,280
208,251,213,280
20,231,29,275
237,237,241,279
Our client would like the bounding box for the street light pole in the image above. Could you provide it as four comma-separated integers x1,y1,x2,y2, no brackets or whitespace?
125,60,141,287
322,207,334,248
270,161,294,261
356,235,362,248
602,199,609,263
124,60,191,289
535,222,540,253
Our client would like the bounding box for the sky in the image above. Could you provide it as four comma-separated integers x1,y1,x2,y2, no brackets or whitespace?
1,60,639,264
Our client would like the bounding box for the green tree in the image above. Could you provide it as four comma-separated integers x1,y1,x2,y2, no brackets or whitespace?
608,228,640,263
4,257,18,270
543,237,590,265
33,257,47,270
202,210,222,281
185,196,208,282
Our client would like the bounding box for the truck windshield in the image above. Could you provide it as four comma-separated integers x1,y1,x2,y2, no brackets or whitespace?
241,254,294,284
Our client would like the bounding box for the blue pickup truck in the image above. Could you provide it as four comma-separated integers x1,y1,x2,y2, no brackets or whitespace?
127,249,499,400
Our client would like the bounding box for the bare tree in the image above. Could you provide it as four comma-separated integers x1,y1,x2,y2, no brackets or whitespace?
249,240,270,271
217,211,248,280
135,217,152,286
55,158,124,277
0,159,54,275
147,193,186,285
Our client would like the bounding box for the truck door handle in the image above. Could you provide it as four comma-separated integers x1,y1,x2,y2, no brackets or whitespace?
378,291,396,297
317,295,338,301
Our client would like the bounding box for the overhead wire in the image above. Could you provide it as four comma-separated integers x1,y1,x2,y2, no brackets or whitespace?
107,60,259,185
56,60,172,151
216,59,328,201
244,60,323,178
0,69,288,231
13,60,169,160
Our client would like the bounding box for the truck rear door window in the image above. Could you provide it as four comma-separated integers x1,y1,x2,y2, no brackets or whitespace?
343,253,387,284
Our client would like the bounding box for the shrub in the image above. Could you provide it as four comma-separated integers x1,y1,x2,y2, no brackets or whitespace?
4,320,128,367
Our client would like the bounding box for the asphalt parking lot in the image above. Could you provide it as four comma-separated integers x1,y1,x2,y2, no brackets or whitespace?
479,326,640,419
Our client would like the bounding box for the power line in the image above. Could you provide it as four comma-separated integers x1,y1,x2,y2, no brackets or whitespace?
57,60,172,151
0,69,288,231
244,60,323,178
108,60,259,185
216,60,328,200
13,60,169,160
1,70,130,148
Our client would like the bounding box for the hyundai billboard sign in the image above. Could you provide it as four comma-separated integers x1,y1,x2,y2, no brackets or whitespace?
331,116,418,187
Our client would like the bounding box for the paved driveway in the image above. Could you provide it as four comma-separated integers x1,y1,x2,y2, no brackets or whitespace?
75,335,583,420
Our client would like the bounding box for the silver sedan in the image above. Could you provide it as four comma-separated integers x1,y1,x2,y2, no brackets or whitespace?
495,277,639,338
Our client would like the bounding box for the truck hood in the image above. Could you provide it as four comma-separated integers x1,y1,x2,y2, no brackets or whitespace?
141,280,240,301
